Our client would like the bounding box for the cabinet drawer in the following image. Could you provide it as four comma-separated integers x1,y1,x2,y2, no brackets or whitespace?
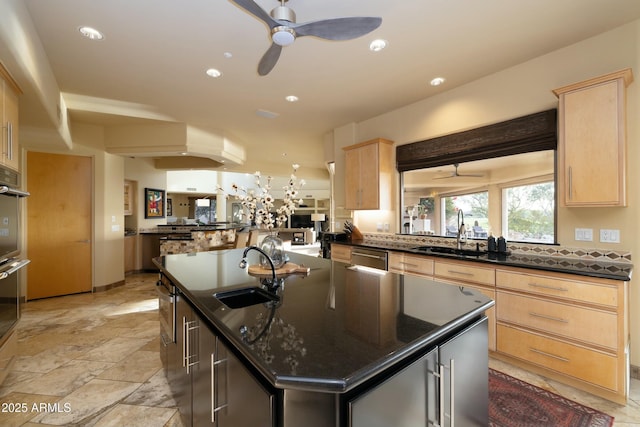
496,270,618,308
331,244,352,263
434,261,495,286
388,252,433,277
497,291,616,350
497,324,619,392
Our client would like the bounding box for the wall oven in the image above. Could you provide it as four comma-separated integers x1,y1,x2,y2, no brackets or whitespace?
0,165,30,385
156,274,176,370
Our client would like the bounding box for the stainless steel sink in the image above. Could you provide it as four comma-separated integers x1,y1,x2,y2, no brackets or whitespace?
412,246,487,257
214,287,279,309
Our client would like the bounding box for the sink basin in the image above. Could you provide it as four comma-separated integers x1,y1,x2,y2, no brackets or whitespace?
413,246,487,257
214,287,279,309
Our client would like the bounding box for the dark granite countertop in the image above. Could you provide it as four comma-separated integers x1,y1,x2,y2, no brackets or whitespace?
154,250,493,393
340,241,632,281
140,223,245,234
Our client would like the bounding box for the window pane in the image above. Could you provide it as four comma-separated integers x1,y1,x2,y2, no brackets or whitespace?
442,192,489,238
503,182,554,243
195,198,216,223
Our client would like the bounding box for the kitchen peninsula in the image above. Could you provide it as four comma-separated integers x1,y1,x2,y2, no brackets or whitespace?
155,250,494,427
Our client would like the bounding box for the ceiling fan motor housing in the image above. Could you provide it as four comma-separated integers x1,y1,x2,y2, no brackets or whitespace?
270,5,296,45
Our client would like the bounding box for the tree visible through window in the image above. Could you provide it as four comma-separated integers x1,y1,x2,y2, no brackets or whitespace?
503,182,554,243
442,192,489,237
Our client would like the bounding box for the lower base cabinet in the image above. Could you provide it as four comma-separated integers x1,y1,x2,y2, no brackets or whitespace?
348,317,488,427
174,293,274,427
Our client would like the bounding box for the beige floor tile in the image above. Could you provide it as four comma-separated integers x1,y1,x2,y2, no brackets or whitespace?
124,369,178,408
78,336,153,363
30,378,142,425
11,359,114,397
97,350,161,383
0,392,60,427
88,403,177,427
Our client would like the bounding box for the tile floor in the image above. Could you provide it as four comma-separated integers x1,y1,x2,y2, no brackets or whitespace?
0,272,637,426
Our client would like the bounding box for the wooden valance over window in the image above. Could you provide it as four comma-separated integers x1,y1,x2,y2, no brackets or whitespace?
396,109,557,172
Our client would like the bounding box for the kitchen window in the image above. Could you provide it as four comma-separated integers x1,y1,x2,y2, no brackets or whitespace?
502,179,555,243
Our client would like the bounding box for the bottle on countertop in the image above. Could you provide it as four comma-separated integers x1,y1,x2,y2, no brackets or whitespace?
487,235,497,252
497,236,507,253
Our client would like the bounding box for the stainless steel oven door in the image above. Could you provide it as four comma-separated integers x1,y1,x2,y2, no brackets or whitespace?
156,276,175,344
0,259,29,340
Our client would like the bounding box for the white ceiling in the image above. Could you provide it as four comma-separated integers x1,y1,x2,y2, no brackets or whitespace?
15,0,640,173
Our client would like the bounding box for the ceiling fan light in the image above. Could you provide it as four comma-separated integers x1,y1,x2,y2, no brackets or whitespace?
272,27,296,46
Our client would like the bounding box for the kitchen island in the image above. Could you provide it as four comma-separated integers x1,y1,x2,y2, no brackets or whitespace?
155,249,494,427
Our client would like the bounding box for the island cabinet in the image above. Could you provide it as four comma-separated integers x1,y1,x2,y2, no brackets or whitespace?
494,267,629,404
173,293,274,427
0,64,21,172
343,138,394,210
348,317,488,427
553,68,633,207
434,260,497,352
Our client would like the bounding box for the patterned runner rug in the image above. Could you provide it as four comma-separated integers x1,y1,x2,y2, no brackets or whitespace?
489,368,614,427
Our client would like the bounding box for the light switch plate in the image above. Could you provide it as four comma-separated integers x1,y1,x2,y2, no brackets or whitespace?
575,228,593,241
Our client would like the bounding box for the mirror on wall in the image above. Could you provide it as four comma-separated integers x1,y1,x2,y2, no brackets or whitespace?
400,150,556,244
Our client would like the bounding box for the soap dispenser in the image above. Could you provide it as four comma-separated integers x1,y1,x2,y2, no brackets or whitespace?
487,235,497,252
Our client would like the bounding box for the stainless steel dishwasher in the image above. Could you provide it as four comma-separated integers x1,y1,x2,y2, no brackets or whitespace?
350,247,388,270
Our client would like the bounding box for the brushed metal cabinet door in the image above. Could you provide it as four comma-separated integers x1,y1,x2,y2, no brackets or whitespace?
439,317,488,427
216,339,274,427
349,347,438,427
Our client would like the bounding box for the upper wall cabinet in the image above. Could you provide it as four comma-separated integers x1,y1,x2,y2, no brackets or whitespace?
553,69,633,207
343,138,394,210
0,64,21,172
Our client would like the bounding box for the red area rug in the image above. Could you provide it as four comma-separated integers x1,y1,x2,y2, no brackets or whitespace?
489,369,614,427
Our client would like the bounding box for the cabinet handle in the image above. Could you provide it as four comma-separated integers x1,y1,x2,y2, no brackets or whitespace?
184,320,199,374
447,269,473,277
400,262,419,268
528,312,568,323
528,282,568,292
568,166,573,200
7,122,12,161
529,347,570,363
449,358,455,427
438,363,445,427
211,338,229,423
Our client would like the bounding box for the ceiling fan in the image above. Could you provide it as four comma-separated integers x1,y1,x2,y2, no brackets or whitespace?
433,163,485,179
230,0,382,75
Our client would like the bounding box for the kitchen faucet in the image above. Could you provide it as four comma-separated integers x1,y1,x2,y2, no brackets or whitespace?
456,210,467,250
239,245,278,289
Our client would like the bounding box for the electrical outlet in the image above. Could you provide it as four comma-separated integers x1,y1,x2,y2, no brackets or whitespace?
600,229,620,243
574,228,593,241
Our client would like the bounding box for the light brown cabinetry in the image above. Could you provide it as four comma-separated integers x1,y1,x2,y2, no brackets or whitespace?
343,138,394,210
553,69,633,207
0,64,21,171
124,180,133,215
330,243,352,263
434,259,497,351
388,251,434,277
124,235,136,274
495,268,628,404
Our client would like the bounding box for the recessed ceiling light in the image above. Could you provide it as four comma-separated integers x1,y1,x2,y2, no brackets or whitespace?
285,95,299,102
369,39,388,52
430,77,446,86
78,26,104,40
223,52,233,59
206,68,222,78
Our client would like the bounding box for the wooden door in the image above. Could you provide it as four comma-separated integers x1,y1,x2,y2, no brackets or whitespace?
27,152,92,299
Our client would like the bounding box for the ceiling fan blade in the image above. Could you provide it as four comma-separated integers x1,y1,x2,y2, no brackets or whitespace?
293,16,382,40
258,43,283,76
229,0,279,29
